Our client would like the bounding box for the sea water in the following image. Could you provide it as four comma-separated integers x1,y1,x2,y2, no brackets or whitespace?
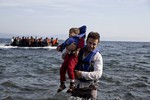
0,38,150,100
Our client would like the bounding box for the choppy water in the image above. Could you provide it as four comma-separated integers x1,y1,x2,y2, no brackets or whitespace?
0,38,150,100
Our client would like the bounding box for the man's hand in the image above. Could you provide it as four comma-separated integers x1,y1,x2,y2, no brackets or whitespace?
56,46,61,52
75,70,82,79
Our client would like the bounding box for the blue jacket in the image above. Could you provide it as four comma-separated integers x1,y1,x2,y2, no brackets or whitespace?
59,25,86,52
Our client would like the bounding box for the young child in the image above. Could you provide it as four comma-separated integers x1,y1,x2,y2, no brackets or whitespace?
56,25,86,93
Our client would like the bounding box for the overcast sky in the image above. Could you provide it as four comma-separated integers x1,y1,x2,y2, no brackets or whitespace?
0,0,150,42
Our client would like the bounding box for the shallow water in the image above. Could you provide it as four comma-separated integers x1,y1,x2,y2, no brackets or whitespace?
0,39,150,100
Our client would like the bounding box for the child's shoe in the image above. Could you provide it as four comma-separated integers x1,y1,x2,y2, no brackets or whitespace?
57,84,66,92
66,82,75,93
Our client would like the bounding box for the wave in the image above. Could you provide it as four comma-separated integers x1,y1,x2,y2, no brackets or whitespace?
0,45,57,49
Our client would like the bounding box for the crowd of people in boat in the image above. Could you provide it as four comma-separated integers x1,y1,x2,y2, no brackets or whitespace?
10,36,59,47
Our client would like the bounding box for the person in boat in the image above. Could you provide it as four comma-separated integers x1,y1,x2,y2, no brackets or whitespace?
37,37,43,46
15,36,20,46
19,36,26,47
11,37,15,46
56,25,86,93
11,37,14,44
43,37,48,46
29,36,35,47
50,37,54,46
52,38,59,46
47,37,51,46
70,32,103,100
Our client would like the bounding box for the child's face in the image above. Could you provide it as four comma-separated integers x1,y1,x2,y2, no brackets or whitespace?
69,31,77,37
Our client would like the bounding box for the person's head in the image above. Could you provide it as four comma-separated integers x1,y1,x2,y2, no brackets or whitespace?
69,28,80,37
86,32,100,52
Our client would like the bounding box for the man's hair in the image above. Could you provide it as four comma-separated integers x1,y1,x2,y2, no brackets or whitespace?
87,32,100,42
69,28,80,35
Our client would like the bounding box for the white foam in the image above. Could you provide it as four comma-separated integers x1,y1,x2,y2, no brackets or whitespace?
0,44,57,49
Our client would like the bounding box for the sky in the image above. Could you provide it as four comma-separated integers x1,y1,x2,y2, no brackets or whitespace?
0,0,150,42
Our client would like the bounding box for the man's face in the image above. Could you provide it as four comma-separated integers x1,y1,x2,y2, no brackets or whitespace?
86,38,99,52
